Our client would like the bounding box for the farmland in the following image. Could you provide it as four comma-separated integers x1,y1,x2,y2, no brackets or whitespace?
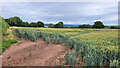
1,2,119,67
10,27,119,66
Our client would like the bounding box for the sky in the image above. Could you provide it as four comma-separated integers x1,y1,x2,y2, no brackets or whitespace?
1,2,118,25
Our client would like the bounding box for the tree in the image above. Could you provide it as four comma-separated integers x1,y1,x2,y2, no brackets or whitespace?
92,21,104,28
37,21,44,27
9,16,23,26
5,16,23,26
79,24,92,28
20,22,29,27
48,23,54,28
54,22,64,28
110,26,118,29
29,22,37,27
5,19,12,26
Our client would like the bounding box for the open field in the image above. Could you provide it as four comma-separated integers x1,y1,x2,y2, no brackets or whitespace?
2,27,118,66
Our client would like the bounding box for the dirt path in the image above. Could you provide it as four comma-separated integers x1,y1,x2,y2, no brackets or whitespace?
2,38,67,66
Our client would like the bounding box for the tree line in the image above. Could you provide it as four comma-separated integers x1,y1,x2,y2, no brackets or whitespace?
5,16,44,27
4,16,64,28
78,21,105,28
78,21,120,29
4,16,119,29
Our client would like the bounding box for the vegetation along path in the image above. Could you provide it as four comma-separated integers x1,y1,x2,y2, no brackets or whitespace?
2,38,67,66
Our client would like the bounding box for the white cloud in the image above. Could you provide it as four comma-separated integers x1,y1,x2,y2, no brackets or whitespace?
1,2,118,25
80,2,117,16
103,15,118,21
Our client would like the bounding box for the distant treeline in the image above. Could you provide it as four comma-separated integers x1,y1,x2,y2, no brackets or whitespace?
4,16,64,28
77,24,120,29
3,16,120,29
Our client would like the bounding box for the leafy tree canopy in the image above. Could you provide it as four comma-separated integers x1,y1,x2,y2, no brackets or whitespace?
92,21,104,28
29,22,37,27
5,16,23,26
48,23,54,28
37,21,44,27
54,22,64,28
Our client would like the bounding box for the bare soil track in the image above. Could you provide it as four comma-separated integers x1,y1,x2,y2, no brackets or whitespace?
2,38,67,66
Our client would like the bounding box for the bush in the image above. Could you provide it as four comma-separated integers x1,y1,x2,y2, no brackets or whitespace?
1,17,9,36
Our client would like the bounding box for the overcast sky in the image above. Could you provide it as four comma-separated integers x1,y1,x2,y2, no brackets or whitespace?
1,2,118,25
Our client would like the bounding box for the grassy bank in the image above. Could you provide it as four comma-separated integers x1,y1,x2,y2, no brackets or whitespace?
0,17,18,54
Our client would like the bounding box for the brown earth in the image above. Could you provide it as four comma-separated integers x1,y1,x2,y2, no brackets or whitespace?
2,38,67,66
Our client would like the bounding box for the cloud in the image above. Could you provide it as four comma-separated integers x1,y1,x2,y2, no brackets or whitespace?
103,15,118,21
1,2,118,25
